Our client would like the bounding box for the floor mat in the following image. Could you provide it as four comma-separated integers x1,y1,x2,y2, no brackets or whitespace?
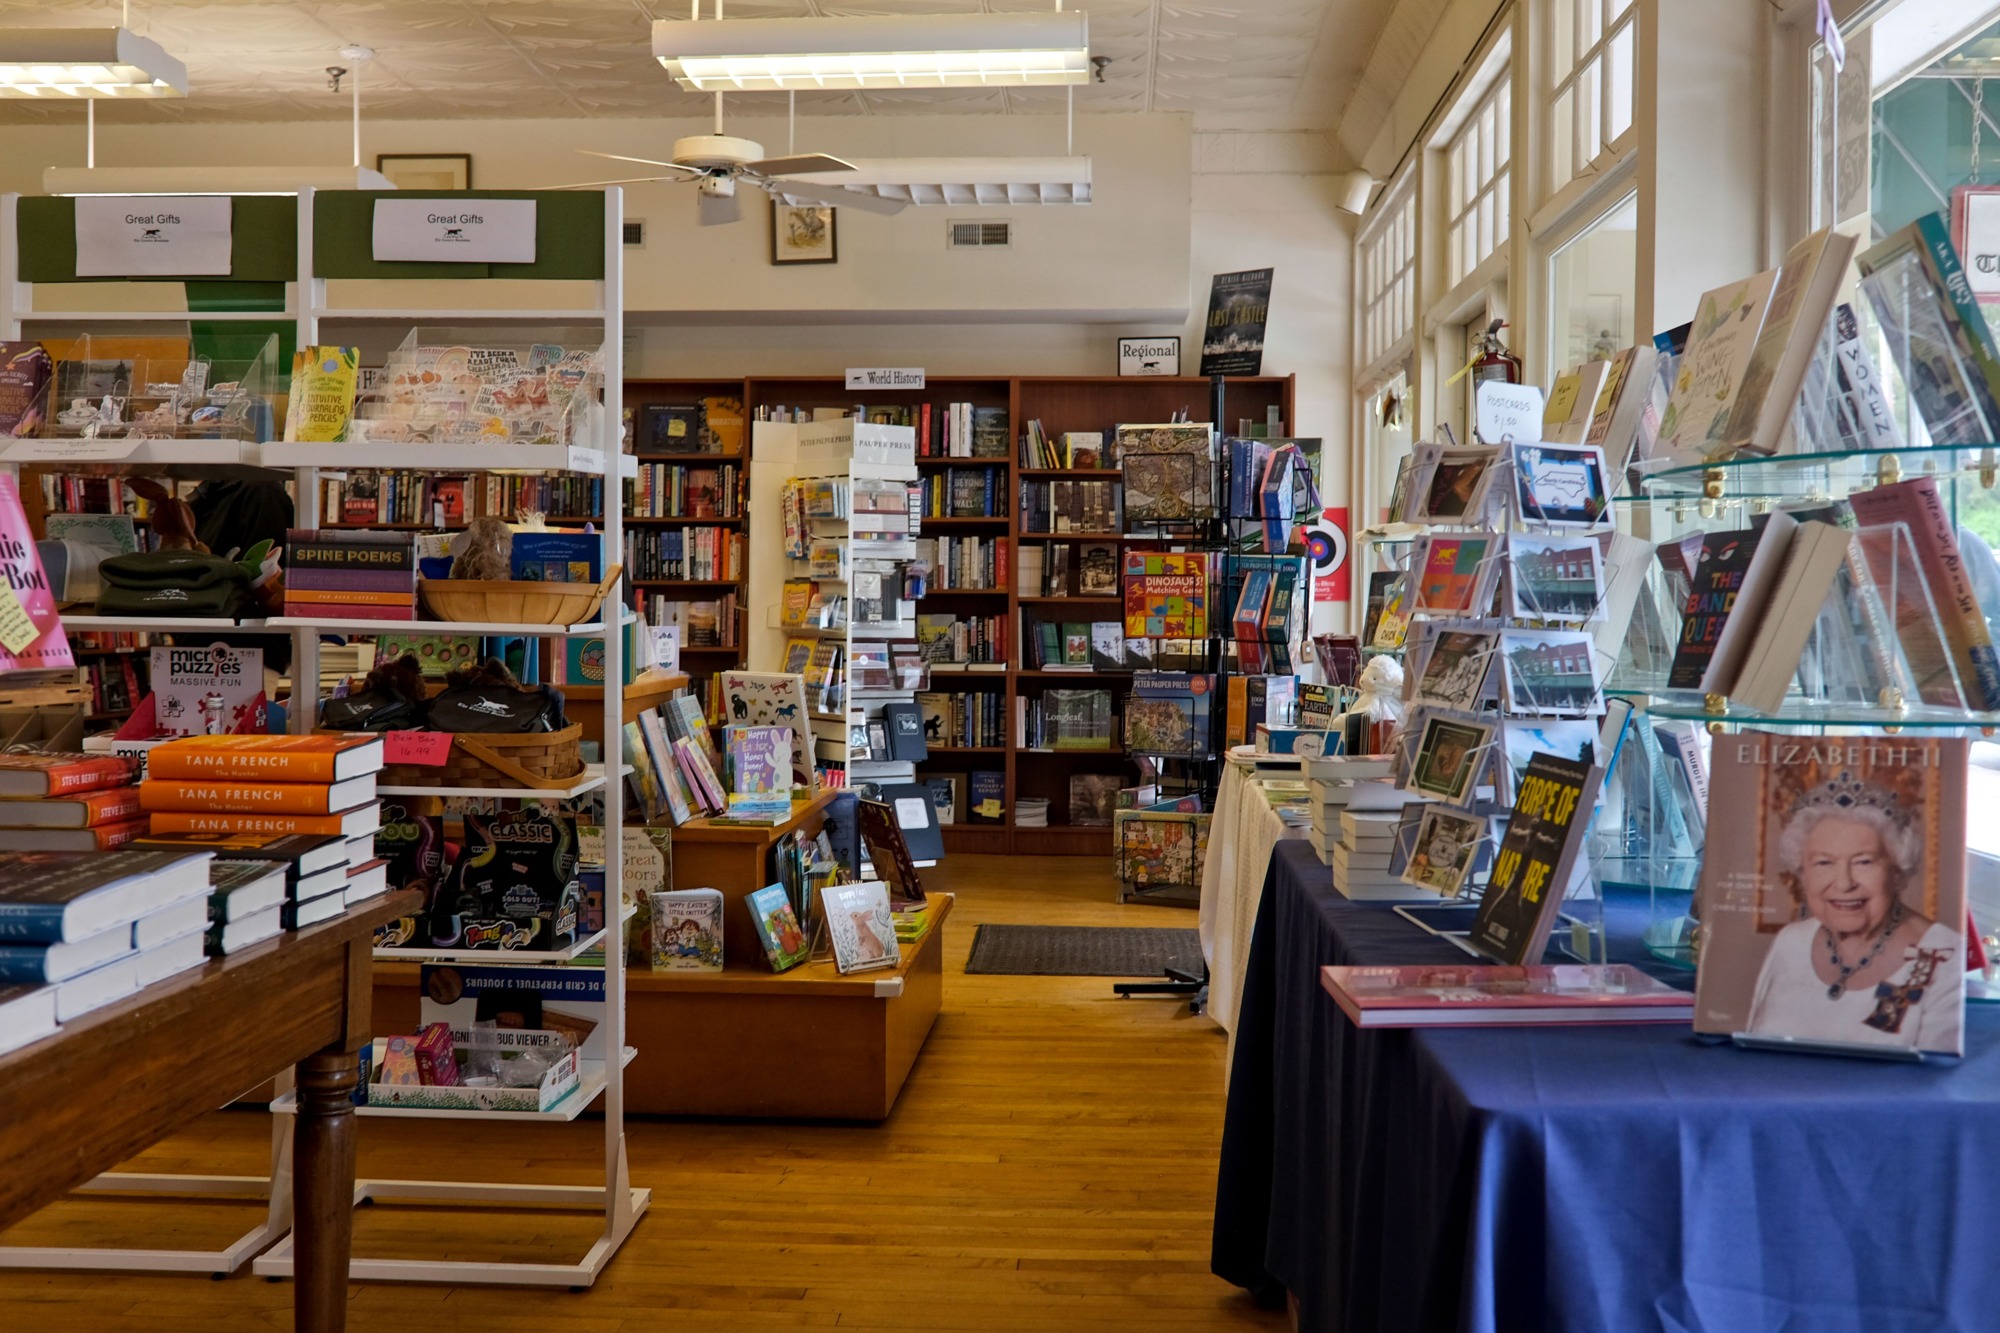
963,924,1203,977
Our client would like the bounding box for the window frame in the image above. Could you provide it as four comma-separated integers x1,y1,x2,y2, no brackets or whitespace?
1540,0,1639,208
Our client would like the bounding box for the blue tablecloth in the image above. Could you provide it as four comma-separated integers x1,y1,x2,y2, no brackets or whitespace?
1212,839,2000,1333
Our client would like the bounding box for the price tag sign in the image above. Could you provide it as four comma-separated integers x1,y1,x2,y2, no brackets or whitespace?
371,199,538,263
1476,381,1545,445
384,730,453,766
845,367,926,390
74,196,233,277
1,438,142,463
0,585,39,655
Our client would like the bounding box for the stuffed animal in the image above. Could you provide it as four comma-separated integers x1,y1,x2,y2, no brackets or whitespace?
449,515,514,580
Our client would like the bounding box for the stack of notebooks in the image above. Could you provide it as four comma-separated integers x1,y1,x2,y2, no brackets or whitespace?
0,849,217,1053
0,753,146,852
283,528,417,621
134,735,391,927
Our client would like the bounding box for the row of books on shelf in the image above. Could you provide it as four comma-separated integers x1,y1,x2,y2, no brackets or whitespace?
1020,689,1116,751
624,526,746,583
633,461,740,519
915,534,1008,592
486,474,609,524
915,612,1007,666
80,658,142,717
1022,617,1150,671
917,468,1007,518
1019,422,1107,469
915,690,1005,749
1019,541,1118,598
924,402,1009,458
324,472,469,528
1021,477,1121,534
637,589,739,648
36,478,156,527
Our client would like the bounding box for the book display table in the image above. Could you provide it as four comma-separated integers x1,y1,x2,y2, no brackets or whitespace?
670,787,840,970
0,890,419,1333
1212,841,2000,1333
1199,749,1308,1038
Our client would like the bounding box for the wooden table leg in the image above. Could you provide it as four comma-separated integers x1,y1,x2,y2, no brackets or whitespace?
293,1047,358,1333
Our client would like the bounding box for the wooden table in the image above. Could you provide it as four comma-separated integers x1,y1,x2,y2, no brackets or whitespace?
671,787,839,970
0,890,419,1333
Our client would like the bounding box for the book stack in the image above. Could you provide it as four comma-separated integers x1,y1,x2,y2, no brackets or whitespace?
1332,805,1421,900
0,849,217,1048
0,752,145,852
284,528,416,621
1302,756,1396,864
138,829,369,935
135,734,388,925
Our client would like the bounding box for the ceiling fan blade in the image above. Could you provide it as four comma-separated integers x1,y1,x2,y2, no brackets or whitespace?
765,181,909,217
580,148,690,173
747,153,856,177
697,188,741,227
552,176,688,191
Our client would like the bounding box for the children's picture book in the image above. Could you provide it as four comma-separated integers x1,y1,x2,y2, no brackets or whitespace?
1467,750,1604,965
1402,806,1488,897
1657,268,1781,461
721,671,813,787
745,882,810,972
509,531,601,583
1122,551,1210,639
1408,712,1495,808
1510,443,1610,528
637,709,695,825
648,887,724,971
147,643,264,738
1411,533,1499,615
820,881,900,974
1498,628,1605,716
1692,732,1967,1056
283,346,360,444
1506,533,1606,624
725,725,793,817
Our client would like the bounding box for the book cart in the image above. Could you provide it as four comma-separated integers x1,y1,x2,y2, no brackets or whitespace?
0,188,648,1287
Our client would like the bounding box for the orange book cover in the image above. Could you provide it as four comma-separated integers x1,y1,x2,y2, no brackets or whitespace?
0,752,139,797
66,787,145,827
140,779,363,816
147,734,378,783
146,810,364,837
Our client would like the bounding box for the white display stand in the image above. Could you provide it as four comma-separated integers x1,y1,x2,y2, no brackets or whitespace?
0,188,647,1288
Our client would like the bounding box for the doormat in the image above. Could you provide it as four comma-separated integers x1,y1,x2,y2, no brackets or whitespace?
963,924,1203,978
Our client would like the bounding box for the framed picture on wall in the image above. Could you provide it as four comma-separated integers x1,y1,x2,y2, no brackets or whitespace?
772,203,837,265
376,153,473,191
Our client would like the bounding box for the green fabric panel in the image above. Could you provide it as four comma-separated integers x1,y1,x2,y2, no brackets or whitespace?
15,196,297,282
311,191,606,280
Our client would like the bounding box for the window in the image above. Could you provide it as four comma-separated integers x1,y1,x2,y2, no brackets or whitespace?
1547,192,1638,370
1443,73,1512,288
1357,174,1417,373
1546,0,1636,199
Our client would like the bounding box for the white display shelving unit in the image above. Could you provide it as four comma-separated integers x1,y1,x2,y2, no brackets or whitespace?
748,418,921,786
0,187,647,1288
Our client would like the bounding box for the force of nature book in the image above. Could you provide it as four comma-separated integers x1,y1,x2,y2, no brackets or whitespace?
1321,963,1691,1028
821,881,900,974
1466,750,1603,965
648,887,723,972
282,346,360,444
746,882,810,972
1692,732,1967,1057
0,474,73,672
1657,269,1780,463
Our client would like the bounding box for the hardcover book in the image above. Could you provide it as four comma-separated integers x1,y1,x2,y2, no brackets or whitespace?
145,806,381,840
820,881,900,974
720,672,813,789
0,341,51,437
145,733,383,784
1665,527,1760,691
1692,731,1967,1056
1857,211,2000,444
1321,963,1691,1028
745,881,810,972
0,752,136,799
968,770,1006,824
1658,268,1781,461
649,888,724,971
139,775,375,817
1723,228,1859,456
1466,751,1603,965
0,850,211,944
282,346,360,444
725,725,793,797
0,786,142,830
1847,476,2000,710
0,473,72,673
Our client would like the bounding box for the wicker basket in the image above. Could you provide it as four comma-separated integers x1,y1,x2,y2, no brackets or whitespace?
418,565,621,626
369,724,586,790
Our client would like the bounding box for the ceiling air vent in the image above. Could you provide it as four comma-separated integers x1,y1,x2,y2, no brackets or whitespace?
948,220,1012,250
623,220,646,247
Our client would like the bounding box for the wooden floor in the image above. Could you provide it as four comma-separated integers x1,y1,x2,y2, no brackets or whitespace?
0,855,1283,1331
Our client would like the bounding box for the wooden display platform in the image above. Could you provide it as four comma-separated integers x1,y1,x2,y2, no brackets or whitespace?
671,786,839,970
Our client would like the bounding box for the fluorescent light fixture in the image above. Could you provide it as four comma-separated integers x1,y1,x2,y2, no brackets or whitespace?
776,157,1092,207
44,165,398,195
652,13,1089,92
0,28,187,98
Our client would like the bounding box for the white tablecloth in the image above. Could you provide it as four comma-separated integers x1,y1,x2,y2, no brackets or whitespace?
1199,752,1309,1038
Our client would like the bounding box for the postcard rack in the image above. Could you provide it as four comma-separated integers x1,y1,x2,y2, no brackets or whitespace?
0,188,648,1288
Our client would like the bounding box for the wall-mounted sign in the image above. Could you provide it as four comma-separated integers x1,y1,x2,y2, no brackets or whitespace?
1307,506,1350,604
1954,185,2000,303
845,367,926,390
74,196,232,277
1117,337,1180,377
371,198,537,263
